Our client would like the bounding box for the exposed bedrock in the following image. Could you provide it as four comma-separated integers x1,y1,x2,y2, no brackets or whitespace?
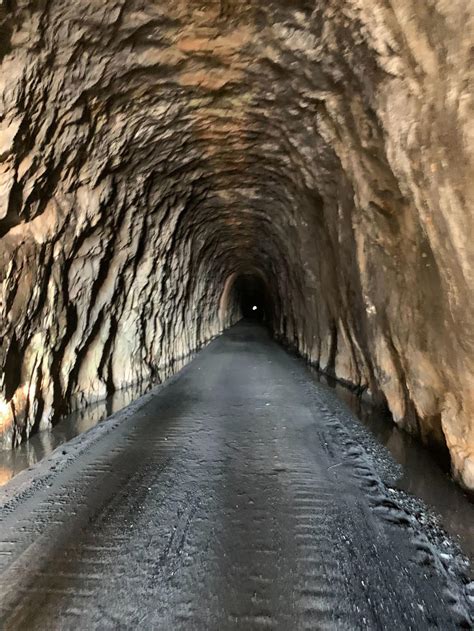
0,1,473,488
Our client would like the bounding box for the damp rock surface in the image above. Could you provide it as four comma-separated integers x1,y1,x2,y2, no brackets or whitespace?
0,323,472,629
0,1,473,488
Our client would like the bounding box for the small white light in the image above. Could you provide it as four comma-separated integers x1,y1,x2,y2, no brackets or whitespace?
252,305,257,311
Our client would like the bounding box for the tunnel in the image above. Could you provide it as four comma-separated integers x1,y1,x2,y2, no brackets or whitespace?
0,2,473,627
0,5,473,491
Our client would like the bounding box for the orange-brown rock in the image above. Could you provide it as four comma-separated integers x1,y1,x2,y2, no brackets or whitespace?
0,1,473,489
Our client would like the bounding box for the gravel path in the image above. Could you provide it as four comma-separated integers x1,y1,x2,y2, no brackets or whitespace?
0,322,472,629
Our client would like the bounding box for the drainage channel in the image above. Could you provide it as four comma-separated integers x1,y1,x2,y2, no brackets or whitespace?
0,382,152,486
314,373,474,566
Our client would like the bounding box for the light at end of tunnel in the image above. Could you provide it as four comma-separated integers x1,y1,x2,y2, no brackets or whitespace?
252,306,258,311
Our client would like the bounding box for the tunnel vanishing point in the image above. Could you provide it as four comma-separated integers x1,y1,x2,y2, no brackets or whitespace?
0,1,473,491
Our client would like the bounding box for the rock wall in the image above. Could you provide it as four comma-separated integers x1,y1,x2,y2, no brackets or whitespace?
0,1,473,489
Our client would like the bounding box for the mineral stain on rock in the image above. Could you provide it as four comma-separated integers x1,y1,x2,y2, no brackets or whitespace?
0,1,473,493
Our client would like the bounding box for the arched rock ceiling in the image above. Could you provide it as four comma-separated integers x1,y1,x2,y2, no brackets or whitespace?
0,1,473,488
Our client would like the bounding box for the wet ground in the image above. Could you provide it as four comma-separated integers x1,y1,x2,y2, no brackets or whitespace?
312,373,474,566
0,322,472,629
0,383,151,487
0,356,190,487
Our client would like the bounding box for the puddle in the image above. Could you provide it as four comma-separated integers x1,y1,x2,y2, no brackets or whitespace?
0,353,196,489
316,373,474,565
0,382,153,487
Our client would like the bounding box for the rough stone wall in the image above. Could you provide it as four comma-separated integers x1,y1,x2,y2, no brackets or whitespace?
0,1,473,489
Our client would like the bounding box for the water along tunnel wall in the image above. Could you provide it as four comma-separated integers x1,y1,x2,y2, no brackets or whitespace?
0,1,473,490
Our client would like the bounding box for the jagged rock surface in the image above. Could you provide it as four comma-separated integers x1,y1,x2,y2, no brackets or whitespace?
0,1,473,489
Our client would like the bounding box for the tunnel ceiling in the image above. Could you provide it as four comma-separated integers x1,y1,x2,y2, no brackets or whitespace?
0,1,473,489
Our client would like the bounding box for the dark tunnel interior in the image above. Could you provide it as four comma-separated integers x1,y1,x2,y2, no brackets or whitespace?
234,274,267,321
231,274,272,323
